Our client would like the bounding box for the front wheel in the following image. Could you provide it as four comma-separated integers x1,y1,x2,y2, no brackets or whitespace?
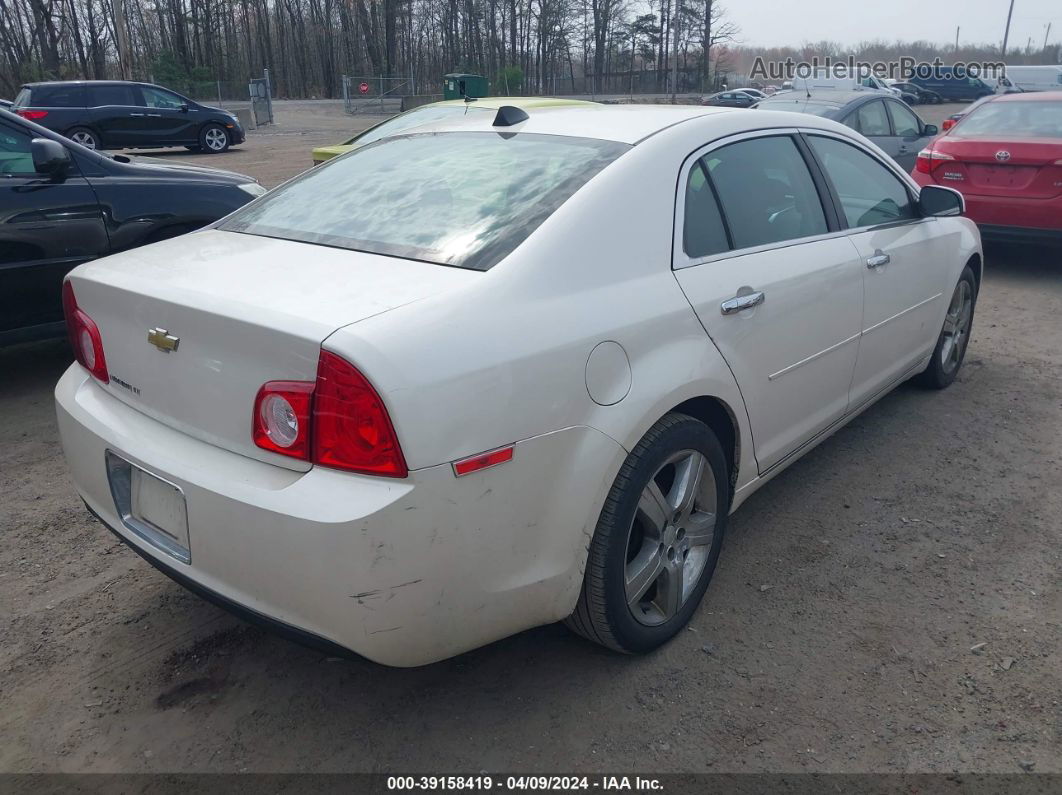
566,413,729,654
916,265,977,389
199,124,230,153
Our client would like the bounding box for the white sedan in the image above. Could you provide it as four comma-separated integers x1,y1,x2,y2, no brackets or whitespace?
56,105,981,666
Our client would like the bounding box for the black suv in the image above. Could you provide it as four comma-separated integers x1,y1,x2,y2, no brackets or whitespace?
1,107,264,345
11,80,245,153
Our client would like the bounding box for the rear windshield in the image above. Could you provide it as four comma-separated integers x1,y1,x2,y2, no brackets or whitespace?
958,100,1062,138
221,131,629,271
353,104,491,146
758,100,838,117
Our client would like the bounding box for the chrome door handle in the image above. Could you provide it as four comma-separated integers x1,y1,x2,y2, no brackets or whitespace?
128,112,145,117
866,253,891,268
147,113,162,117
720,291,765,315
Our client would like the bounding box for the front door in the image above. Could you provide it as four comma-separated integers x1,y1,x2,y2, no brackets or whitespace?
0,120,109,342
804,133,952,406
135,86,200,145
884,99,933,171
672,132,864,472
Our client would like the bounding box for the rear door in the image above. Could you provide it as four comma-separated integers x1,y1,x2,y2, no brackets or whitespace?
135,85,199,144
86,84,143,147
805,132,953,405
0,118,108,342
672,131,864,472
847,99,899,161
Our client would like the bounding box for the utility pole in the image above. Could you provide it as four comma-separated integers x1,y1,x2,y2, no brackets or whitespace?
113,0,132,79
1000,0,1016,59
955,27,960,51
1044,23,1052,51
670,0,681,101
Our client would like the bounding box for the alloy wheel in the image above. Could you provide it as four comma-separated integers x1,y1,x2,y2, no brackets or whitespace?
940,279,973,374
624,450,717,626
204,128,227,151
70,131,96,149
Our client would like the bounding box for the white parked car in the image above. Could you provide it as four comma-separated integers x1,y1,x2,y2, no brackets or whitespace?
56,105,982,666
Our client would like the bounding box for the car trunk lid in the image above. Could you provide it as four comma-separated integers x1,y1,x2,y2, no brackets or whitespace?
933,137,1062,198
68,229,478,470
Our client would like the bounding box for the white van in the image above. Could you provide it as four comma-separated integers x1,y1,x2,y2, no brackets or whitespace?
791,72,899,95
1002,65,1062,93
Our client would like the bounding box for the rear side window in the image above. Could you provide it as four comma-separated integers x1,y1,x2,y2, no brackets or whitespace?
808,136,916,228
88,85,137,107
855,101,890,136
701,136,828,250
683,161,729,258
25,85,85,107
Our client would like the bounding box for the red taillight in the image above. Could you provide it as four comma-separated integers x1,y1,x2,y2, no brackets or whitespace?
62,280,108,383
17,109,49,120
252,381,314,460
942,118,956,132
252,351,407,477
313,351,407,477
915,148,954,175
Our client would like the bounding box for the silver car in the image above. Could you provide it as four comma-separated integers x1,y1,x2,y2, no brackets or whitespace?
754,90,938,171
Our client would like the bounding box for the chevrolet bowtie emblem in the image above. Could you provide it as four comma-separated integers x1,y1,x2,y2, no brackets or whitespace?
147,327,180,353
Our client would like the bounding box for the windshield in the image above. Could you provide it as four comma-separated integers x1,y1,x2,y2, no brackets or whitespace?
958,101,1062,138
221,131,629,271
349,105,491,146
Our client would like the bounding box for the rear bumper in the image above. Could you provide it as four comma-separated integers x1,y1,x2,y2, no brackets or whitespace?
978,224,1062,245
55,365,623,666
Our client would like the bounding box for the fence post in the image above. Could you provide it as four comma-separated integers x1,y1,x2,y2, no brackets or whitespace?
263,67,273,124
217,80,222,108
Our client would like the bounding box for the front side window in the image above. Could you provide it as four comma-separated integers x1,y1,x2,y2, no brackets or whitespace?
808,135,917,228
221,132,629,271
90,85,137,107
0,121,34,175
887,101,922,137
140,86,185,109
855,101,890,136
701,135,828,250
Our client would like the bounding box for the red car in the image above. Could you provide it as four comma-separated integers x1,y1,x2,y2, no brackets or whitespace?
912,91,1062,244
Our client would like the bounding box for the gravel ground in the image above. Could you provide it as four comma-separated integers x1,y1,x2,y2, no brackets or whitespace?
0,100,1059,776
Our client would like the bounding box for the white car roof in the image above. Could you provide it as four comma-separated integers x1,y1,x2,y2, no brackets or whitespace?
389,104,738,145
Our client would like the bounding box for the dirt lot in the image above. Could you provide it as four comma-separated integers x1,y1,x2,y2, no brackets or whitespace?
1,99,1060,776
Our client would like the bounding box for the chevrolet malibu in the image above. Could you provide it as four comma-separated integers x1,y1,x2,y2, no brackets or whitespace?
56,105,982,666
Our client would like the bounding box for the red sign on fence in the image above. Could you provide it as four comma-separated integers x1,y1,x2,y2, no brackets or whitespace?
359,82,370,94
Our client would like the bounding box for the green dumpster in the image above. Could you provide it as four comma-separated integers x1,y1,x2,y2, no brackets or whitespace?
443,73,489,100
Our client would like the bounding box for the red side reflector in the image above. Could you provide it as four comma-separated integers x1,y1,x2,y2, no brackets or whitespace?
452,446,514,477
17,109,49,120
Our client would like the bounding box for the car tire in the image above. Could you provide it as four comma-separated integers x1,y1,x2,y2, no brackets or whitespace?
566,412,729,654
66,127,101,150
916,265,977,390
198,124,230,154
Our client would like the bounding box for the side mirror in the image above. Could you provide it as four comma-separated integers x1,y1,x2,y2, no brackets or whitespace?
179,103,190,113
919,185,964,217
31,137,71,176
923,123,938,136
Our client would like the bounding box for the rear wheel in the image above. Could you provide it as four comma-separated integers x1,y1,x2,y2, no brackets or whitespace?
566,413,729,653
916,265,977,389
67,127,100,149
199,124,229,153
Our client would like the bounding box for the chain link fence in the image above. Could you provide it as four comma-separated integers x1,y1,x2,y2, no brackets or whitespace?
342,75,414,114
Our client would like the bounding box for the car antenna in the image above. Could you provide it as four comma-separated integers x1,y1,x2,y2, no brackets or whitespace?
493,105,529,127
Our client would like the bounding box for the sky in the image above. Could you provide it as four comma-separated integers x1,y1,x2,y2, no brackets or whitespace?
726,0,1060,51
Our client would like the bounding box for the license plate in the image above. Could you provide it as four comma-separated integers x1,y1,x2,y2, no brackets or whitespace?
106,451,191,563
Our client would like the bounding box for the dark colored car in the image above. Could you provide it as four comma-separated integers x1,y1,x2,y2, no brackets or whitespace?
754,90,937,171
909,68,994,102
703,91,757,108
0,108,265,345
891,82,943,105
0,99,11,110
11,80,245,153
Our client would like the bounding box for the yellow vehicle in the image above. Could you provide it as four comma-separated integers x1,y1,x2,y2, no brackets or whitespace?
311,97,596,165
